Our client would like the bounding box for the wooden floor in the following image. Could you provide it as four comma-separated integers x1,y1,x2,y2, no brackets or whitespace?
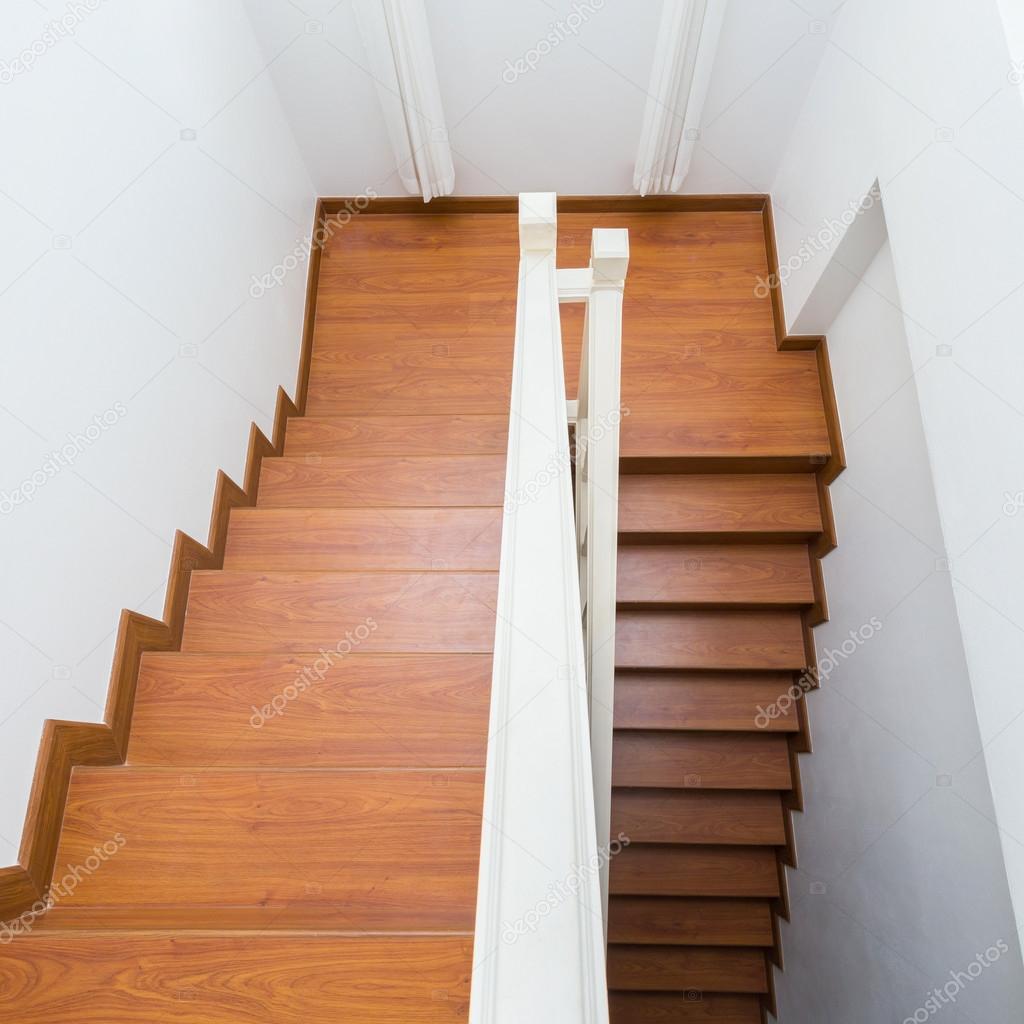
0,207,831,1022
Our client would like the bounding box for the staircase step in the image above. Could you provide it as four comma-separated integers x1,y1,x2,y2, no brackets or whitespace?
306,356,510,416
617,610,807,670
610,845,780,898
181,571,497,653
258,455,506,507
619,473,821,539
607,897,773,946
283,415,508,456
609,992,762,1023
615,672,799,732
612,790,785,845
617,544,813,607
224,507,502,571
607,945,769,994
128,653,490,767
612,732,791,790
0,934,472,1022
54,767,482,929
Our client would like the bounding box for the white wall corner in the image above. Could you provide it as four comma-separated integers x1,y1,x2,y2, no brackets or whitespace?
353,0,455,201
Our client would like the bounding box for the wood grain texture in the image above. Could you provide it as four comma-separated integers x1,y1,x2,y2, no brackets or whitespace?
616,611,807,670
128,653,491,768
607,946,768,993
614,673,798,732
181,571,498,654
618,474,821,539
612,790,785,845
224,507,502,571
284,415,508,456
55,768,483,928
610,845,780,898
0,935,472,1023
617,544,813,607
609,992,762,1023
612,732,791,790
608,897,773,946
258,455,506,508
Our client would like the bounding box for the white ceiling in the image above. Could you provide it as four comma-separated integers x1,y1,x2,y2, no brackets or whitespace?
244,0,844,197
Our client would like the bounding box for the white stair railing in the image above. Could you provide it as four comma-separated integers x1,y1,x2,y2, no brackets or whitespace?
469,193,609,1023
562,228,629,926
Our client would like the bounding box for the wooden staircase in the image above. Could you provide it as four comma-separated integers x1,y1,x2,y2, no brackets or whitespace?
0,202,837,1023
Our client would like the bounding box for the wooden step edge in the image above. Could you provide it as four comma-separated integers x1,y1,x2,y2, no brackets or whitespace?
616,599,814,613
618,530,820,545
620,454,829,476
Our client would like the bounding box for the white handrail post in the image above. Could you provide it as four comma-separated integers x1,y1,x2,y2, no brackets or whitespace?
469,194,609,1024
579,228,629,927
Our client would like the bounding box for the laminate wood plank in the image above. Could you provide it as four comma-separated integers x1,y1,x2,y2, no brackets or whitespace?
607,945,768,994
0,935,472,1023
306,369,510,416
181,571,497,654
283,415,508,456
616,611,807,670
607,897,773,946
618,474,821,538
258,455,506,507
127,653,490,768
617,544,813,607
224,508,502,571
612,732,791,790
610,845,780,898
54,768,483,928
611,790,786,845
614,672,799,733
609,992,762,1023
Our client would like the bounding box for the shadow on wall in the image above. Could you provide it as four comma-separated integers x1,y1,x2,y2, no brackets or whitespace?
773,187,1024,1023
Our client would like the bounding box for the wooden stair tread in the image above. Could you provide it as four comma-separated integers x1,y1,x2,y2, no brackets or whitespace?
224,507,502,571
257,455,506,507
606,945,769,994
181,571,497,654
611,789,786,845
306,370,510,416
283,415,508,456
612,732,791,790
607,897,773,946
609,992,762,1023
617,543,813,606
0,934,472,1022
128,653,491,767
618,473,821,539
614,672,798,732
610,845,780,898
616,610,807,670
54,767,483,928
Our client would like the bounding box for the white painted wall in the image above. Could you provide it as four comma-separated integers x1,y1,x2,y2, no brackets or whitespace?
242,0,832,198
0,0,315,858
764,0,1024,1010
776,241,1024,1023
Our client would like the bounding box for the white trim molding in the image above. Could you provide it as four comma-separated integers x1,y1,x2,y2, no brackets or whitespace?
633,0,727,195
354,0,455,201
